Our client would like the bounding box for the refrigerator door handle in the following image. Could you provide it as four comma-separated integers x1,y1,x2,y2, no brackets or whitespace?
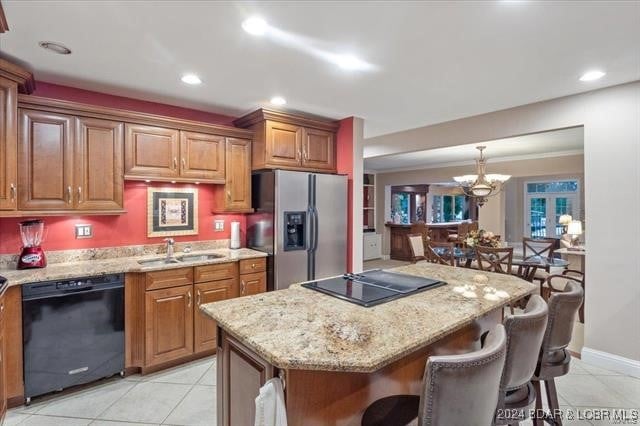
312,206,319,251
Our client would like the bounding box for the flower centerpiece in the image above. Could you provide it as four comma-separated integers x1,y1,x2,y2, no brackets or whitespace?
465,229,501,248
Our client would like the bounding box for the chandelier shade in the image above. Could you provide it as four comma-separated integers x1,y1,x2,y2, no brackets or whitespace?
453,146,510,207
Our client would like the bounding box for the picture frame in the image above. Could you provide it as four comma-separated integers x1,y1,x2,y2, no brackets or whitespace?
147,187,198,237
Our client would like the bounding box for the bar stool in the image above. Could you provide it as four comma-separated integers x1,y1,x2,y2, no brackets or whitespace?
532,281,584,426
494,295,549,426
361,324,507,426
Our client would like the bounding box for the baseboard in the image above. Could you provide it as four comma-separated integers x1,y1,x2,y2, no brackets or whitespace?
581,347,640,378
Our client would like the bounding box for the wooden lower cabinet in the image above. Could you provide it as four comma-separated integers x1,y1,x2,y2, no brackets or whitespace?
144,285,194,366
240,272,266,297
194,279,238,353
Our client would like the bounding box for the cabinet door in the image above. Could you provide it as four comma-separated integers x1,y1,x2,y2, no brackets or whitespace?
124,124,179,179
75,117,124,211
302,127,336,171
194,279,238,354
240,272,266,297
0,78,17,211
179,131,225,182
18,110,74,210
145,285,194,366
224,138,252,212
265,120,302,168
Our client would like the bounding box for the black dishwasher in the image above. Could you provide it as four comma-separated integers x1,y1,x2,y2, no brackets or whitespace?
22,274,125,403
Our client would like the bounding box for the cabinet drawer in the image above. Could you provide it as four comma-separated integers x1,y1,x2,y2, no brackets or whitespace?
239,258,266,275
194,262,237,283
145,267,193,291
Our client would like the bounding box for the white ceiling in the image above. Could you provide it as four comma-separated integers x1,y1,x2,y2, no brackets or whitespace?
1,1,639,138
364,127,583,172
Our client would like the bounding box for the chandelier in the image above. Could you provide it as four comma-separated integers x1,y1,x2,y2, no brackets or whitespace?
453,146,510,207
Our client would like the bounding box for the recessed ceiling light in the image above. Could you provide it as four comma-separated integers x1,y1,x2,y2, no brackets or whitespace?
270,96,287,106
181,74,202,85
38,41,72,55
242,17,268,36
579,70,605,82
332,53,372,71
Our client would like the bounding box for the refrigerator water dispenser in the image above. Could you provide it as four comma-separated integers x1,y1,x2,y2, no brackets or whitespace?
283,211,306,251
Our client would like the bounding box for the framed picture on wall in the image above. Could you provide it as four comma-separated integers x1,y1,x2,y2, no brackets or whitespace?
147,187,198,237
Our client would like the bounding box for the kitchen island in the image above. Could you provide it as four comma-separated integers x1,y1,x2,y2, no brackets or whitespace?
201,262,535,426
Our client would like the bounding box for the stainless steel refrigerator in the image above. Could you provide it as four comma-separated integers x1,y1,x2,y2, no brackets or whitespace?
247,170,347,291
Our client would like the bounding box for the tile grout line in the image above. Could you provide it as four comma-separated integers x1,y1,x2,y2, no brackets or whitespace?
90,377,141,422
159,359,214,425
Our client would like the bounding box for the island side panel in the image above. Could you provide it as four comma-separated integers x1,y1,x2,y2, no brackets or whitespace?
217,327,277,426
284,308,502,426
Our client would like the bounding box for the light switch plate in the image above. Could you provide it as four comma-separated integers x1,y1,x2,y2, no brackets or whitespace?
75,224,93,239
214,219,225,232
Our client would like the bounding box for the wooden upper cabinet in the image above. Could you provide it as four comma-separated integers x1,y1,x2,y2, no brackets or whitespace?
302,127,335,171
75,117,124,211
179,131,225,182
234,108,338,173
145,285,194,366
0,77,17,211
125,124,179,179
18,110,74,211
221,138,252,212
194,279,238,354
265,121,302,168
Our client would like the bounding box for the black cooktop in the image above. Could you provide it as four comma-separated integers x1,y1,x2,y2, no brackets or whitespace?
301,269,446,307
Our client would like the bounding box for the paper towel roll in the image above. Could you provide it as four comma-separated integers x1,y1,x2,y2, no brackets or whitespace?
230,221,241,249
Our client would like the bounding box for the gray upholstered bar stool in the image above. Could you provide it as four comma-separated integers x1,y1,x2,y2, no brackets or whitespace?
494,295,549,426
532,281,584,426
361,324,507,426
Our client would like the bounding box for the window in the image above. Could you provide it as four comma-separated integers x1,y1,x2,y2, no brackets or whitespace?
525,179,579,238
432,195,469,223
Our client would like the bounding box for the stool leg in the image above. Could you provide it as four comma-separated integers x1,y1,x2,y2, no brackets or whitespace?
545,379,563,426
532,380,544,426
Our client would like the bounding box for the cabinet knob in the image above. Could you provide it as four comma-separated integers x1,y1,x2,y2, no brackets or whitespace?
252,263,256,269
303,149,308,161
226,190,231,200
187,291,192,308
182,158,186,169
173,157,178,169
77,186,83,203
241,280,246,295
196,289,201,306
67,186,73,204
10,183,16,202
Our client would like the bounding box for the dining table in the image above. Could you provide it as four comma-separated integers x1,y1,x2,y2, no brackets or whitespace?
431,246,570,281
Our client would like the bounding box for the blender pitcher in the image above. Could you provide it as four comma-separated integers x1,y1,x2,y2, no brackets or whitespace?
18,219,47,269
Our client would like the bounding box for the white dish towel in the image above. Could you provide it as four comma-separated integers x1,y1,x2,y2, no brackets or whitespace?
254,377,288,426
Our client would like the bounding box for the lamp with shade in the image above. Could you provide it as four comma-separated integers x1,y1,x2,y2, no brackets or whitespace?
567,220,583,249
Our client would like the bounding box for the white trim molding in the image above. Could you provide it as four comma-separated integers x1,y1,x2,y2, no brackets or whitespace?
581,347,640,378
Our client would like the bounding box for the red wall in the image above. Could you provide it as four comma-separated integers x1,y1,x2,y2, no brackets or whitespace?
0,82,242,255
336,117,354,272
31,82,236,126
0,182,246,254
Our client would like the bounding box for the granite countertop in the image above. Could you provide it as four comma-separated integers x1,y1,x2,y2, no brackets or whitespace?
201,263,536,373
0,248,267,287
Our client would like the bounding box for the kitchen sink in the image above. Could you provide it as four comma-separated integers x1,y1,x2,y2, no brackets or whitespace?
137,258,182,267
178,253,225,262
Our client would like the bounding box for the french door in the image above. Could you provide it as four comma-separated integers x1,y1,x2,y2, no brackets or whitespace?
525,179,579,238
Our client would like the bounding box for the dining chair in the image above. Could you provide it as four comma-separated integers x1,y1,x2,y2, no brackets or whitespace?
426,241,455,266
407,233,427,263
521,237,558,285
494,295,549,426
543,269,585,323
361,325,507,426
475,246,514,275
532,281,583,426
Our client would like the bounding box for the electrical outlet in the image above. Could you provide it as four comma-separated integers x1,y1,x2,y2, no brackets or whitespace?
75,224,93,239
214,219,225,232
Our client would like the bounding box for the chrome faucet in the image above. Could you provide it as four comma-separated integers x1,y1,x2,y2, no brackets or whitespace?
164,238,176,261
